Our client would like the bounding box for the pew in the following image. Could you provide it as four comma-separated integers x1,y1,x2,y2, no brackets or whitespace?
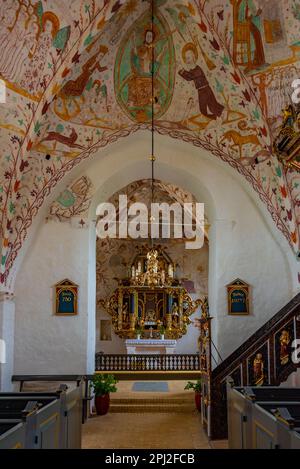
0,422,25,449
227,381,300,449
251,403,300,449
0,395,61,448
291,428,300,449
12,374,88,424
0,401,38,449
12,375,83,392
0,383,83,449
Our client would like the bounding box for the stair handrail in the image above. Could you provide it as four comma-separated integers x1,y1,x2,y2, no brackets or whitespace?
212,292,300,382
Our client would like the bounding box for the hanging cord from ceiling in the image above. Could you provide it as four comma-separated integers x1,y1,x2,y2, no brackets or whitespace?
149,0,156,247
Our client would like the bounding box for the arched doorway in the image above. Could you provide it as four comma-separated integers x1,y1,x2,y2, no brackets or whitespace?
96,178,209,356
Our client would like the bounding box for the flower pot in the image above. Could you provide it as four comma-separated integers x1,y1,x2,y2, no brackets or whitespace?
137,334,141,340
161,334,165,340
195,392,202,412
95,393,110,415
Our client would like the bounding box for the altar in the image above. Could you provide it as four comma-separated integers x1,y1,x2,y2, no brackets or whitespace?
100,245,202,341
125,339,177,355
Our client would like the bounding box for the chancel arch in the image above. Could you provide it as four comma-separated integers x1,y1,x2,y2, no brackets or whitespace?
95,178,209,355
9,133,294,384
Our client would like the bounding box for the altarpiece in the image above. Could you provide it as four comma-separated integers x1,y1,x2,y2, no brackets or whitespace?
100,245,202,340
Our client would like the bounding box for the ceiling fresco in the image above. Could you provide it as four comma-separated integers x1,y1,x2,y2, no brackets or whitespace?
0,0,300,285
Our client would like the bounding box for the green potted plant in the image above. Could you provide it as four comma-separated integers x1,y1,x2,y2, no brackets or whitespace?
159,324,166,340
90,374,118,415
184,379,202,412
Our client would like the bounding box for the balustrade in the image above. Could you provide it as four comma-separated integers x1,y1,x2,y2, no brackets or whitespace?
95,353,200,372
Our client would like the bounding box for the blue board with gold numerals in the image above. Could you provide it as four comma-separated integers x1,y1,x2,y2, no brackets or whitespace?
54,279,78,316
227,279,250,316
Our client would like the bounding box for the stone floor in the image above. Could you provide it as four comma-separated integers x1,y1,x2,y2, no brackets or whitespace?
82,412,211,449
82,381,228,449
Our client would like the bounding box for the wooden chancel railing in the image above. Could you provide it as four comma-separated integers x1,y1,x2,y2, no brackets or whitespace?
95,353,200,372
208,293,300,440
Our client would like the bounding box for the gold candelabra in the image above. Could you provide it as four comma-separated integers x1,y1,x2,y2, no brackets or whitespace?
130,248,175,287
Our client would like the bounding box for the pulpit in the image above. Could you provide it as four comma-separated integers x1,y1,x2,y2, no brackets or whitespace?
125,339,177,355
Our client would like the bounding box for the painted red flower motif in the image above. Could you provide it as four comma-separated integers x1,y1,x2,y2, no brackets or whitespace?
231,71,241,84
198,21,207,33
280,186,287,198
14,181,21,193
291,230,297,244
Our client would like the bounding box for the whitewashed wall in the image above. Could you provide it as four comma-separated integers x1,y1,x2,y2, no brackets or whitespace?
14,221,95,375
11,132,296,379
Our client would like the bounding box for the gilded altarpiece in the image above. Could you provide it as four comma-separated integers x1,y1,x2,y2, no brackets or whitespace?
100,246,202,340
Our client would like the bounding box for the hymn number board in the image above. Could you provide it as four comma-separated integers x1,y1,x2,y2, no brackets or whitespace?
227,279,250,316
54,279,78,316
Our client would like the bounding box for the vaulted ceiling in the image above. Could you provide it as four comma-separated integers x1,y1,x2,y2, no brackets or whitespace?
0,0,300,285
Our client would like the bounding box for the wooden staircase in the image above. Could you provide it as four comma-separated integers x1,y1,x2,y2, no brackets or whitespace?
205,293,300,440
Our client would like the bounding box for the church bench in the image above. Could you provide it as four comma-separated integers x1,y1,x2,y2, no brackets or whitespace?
227,383,300,449
0,400,43,449
0,421,26,449
0,384,82,449
12,374,86,427
251,402,300,449
291,428,300,449
243,387,300,402
0,395,60,448
11,375,83,392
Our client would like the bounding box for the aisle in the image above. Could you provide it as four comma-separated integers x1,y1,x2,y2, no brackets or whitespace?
82,411,210,449
82,381,219,449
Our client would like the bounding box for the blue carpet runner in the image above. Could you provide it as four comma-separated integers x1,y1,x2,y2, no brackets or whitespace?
132,382,169,392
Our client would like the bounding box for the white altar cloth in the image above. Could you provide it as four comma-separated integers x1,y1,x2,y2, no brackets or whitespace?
125,339,177,355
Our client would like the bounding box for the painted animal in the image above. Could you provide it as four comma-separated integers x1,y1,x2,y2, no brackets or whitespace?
40,128,85,150
220,129,260,159
239,149,272,166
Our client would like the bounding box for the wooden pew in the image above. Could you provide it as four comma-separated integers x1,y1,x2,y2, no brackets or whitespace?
0,421,25,449
227,381,300,449
291,428,300,449
12,375,83,392
0,395,60,448
0,384,82,449
252,403,300,449
12,374,87,425
0,401,38,449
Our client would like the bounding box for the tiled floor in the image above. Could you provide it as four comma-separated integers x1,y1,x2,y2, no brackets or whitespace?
82,412,211,449
82,381,228,449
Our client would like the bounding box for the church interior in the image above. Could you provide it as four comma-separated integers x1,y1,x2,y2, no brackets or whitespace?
1,0,300,452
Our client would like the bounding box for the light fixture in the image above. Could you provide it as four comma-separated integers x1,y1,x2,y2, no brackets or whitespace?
149,0,156,237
